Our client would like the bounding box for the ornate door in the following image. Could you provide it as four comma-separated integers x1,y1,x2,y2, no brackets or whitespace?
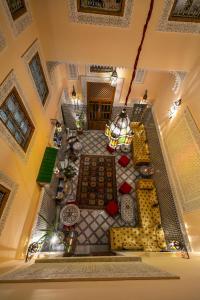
87,82,115,130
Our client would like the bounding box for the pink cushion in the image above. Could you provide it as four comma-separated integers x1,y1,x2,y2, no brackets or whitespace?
119,182,132,194
106,200,119,216
106,145,115,153
118,155,130,167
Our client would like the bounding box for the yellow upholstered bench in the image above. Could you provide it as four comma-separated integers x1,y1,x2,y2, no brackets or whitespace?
136,179,161,227
109,179,166,252
130,122,150,165
110,226,166,252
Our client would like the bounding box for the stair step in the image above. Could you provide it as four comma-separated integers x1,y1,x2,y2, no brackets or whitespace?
35,256,142,263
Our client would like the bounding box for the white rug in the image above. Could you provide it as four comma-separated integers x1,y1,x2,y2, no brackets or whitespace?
0,261,179,282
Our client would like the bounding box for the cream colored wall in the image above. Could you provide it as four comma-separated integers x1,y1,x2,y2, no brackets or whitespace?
31,0,200,71
64,63,171,106
153,57,200,252
0,9,67,260
0,256,200,300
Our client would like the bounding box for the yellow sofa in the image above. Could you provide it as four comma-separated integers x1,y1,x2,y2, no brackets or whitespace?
136,179,161,228
110,226,166,251
109,179,166,251
130,122,150,165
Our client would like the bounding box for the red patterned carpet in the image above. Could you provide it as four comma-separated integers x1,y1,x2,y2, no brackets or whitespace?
76,155,117,209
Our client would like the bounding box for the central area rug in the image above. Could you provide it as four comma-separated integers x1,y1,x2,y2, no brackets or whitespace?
76,155,117,209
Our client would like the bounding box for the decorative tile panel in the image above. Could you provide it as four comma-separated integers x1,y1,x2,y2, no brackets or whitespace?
1,0,32,36
68,0,134,27
157,0,200,34
144,107,189,251
164,107,200,212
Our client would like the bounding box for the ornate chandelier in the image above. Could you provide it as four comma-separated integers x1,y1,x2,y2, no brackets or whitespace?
105,108,133,149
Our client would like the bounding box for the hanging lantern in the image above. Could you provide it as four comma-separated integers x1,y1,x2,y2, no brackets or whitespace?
105,108,133,149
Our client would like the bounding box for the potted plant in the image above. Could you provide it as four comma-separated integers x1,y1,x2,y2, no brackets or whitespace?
75,111,84,134
63,165,77,180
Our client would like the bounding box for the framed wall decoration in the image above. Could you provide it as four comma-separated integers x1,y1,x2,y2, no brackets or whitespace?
68,0,134,28
0,184,10,220
157,0,200,33
77,0,125,16
0,70,36,160
169,0,200,23
6,0,27,21
0,171,18,236
1,0,32,36
22,39,51,109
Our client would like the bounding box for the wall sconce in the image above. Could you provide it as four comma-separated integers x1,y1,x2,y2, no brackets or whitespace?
110,68,118,87
71,85,79,111
168,98,182,119
139,89,148,104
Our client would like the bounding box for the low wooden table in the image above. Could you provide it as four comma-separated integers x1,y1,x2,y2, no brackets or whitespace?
120,194,134,223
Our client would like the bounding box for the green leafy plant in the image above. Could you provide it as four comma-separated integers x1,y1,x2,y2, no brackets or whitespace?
75,110,85,129
38,214,64,245
63,165,77,179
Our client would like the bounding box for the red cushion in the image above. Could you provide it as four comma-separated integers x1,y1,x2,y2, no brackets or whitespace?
119,182,132,194
106,145,115,153
118,155,130,167
106,200,119,216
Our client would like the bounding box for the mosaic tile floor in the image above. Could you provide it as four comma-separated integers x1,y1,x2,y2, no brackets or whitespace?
61,130,140,246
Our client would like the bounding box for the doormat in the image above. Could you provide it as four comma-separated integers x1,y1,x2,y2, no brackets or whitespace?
76,155,117,209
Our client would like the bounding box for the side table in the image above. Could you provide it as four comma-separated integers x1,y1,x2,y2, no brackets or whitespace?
139,165,154,177
60,204,80,226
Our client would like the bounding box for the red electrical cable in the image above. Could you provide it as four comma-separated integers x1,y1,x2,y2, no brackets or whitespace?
125,0,154,106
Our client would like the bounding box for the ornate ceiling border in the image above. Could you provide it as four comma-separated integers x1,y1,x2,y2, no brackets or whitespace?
0,70,37,161
68,0,134,27
0,171,19,235
0,30,6,52
22,39,52,110
157,0,200,34
1,0,32,36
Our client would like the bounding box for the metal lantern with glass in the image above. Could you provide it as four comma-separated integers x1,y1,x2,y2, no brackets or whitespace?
105,108,133,150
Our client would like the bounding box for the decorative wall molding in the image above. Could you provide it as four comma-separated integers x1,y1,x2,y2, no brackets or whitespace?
80,75,124,106
22,40,52,109
165,107,200,212
0,30,6,52
0,70,37,161
170,71,187,94
134,69,146,84
1,0,32,36
66,63,79,80
68,0,134,27
0,171,18,235
157,0,200,34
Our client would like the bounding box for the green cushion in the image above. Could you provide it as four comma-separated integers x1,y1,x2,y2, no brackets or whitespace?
36,147,58,183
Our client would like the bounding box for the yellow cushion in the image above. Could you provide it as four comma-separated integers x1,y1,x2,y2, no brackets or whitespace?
137,179,154,190
149,188,158,206
152,207,162,225
156,227,167,249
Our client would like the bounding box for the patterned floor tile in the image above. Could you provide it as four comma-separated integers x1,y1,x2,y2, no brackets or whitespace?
58,130,139,245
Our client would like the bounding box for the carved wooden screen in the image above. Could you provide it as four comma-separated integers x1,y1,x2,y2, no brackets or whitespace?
87,82,115,130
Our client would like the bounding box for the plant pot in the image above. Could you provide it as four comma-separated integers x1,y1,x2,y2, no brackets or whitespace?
77,128,83,135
